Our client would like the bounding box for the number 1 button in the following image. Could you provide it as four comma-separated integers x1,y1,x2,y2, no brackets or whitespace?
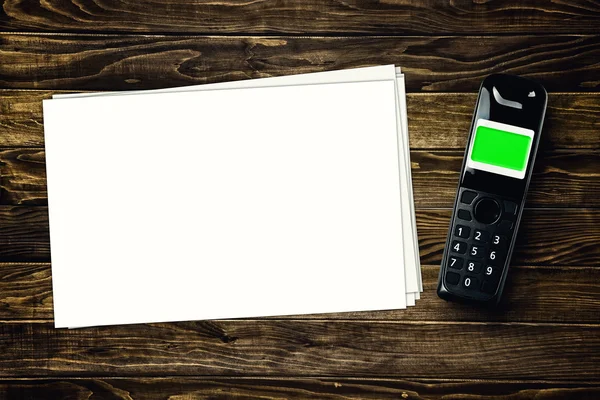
455,225,470,238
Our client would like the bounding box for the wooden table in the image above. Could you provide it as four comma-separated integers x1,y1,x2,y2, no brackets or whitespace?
1,2,599,399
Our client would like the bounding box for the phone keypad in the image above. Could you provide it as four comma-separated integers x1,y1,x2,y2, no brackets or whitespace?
443,188,518,298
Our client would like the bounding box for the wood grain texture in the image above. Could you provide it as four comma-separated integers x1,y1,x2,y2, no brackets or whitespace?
0,378,599,400
1,263,598,324
2,0,600,35
411,150,600,208
0,320,598,379
0,207,48,261
407,93,600,150
417,209,600,267
2,91,599,149
1,148,598,208
0,0,597,393
0,148,47,206
1,207,598,266
1,35,599,92
0,90,54,148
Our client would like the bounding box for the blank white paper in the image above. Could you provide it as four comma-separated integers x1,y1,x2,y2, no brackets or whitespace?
54,65,423,307
44,79,406,328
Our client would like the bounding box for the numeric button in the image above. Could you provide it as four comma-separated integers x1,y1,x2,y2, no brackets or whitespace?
466,261,482,273
473,229,490,243
484,265,500,279
469,245,485,258
487,249,504,265
463,276,479,290
455,225,470,238
481,265,502,294
451,240,467,254
448,256,463,270
491,234,507,249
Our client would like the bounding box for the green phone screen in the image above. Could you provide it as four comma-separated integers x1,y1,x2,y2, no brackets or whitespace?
471,125,532,172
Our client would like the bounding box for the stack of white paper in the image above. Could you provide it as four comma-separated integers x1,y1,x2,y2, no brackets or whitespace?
43,65,422,328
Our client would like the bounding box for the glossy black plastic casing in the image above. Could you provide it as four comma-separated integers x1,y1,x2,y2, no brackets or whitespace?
437,74,547,305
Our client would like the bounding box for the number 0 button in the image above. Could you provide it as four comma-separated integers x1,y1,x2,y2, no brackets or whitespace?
463,276,479,290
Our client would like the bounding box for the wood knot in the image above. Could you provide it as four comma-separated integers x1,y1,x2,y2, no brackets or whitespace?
220,334,238,344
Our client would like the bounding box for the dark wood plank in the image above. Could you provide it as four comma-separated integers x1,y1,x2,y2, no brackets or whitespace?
0,377,599,400
1,0,599,35
0,207,49,261
0,35,599,92
0,320,598,379
2,91,598,149
417,208,600,267
1,207,598,266
2,148,598,208
0,263,52,320
0,91,55,148
407,93,600,150
407,265,600,324
0,148,47,206
2,263,598,324
412,150,600,208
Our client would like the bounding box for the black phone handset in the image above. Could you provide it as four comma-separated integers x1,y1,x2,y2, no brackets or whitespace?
437,74,547,305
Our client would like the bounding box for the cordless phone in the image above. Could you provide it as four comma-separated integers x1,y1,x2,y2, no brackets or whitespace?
437,74,547,305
